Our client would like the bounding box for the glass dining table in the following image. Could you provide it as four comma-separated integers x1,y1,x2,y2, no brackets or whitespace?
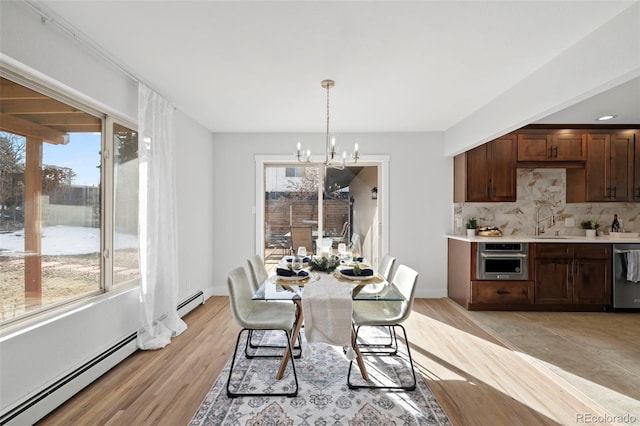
253,269,406,381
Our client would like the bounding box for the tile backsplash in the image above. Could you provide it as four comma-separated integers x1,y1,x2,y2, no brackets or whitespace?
453,168,639,236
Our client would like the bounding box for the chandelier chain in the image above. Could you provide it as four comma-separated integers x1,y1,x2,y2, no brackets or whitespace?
326,81,331,161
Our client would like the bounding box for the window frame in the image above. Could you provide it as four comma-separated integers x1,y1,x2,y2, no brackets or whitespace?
0,67,139,326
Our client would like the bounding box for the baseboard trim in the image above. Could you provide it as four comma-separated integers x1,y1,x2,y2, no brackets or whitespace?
0,332,137,425
0,290,205,426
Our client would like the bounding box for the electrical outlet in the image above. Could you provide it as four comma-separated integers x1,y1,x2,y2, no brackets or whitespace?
565,218,575,227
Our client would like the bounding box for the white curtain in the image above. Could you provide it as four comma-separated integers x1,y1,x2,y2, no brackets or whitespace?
137,83,187,350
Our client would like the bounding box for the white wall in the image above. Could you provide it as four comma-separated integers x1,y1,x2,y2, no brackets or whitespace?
0,1,137,123
0,1,215,419
175,112,216,300
350,166,379,264
211,132,451,298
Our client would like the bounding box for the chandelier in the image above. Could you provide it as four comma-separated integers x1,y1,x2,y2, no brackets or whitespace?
295,79,360,169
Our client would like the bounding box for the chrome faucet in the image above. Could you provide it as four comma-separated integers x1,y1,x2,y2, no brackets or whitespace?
535,205,555,236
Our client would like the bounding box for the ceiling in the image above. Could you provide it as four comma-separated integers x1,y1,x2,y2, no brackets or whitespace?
31,1,640,133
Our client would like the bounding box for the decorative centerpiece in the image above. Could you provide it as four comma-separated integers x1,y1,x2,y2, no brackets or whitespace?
581,220,599,237
309,255,340,273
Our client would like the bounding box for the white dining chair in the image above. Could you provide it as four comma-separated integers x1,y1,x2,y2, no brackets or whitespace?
226,266,299,397
246,256,302,358
347,264,419,390
247,255,268,293
378,254,396,281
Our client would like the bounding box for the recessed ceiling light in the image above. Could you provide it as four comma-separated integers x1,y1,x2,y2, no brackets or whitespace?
597,115,617,121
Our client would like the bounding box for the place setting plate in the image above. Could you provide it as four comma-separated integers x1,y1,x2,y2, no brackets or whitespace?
334,267,383,283
342,262,371,268
277,274,309,282
272,272,319,285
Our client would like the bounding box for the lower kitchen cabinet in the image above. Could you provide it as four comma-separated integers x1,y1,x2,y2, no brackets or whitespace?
534,258,572,304
534,243,611,306
447,238,612,311
470,280,534,305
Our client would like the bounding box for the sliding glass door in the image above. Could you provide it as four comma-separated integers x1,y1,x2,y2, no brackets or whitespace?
262,162,380,269
264,165,319,263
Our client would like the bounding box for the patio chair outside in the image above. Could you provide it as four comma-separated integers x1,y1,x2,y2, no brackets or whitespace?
290,225,313,254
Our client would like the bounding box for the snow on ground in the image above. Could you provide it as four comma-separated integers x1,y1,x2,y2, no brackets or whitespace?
0,225,138,256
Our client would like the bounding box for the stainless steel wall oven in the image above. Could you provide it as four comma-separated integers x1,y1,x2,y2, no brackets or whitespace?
477,242,529,280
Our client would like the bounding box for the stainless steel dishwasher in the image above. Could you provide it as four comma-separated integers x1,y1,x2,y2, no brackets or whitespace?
612,243,640,309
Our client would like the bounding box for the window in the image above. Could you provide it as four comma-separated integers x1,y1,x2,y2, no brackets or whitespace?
0,75,138,323
113,123,140,287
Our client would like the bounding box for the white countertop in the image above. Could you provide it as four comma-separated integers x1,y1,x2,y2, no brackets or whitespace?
446,234,640,244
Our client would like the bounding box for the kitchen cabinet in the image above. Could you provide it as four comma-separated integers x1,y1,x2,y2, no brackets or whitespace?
585,131,634,201
470,280,534,305
447,239,534,310
447,238,614,311
534,243,610,306
517,130,586,162
454,134,516,202
456,127,639,204
567,130,638,203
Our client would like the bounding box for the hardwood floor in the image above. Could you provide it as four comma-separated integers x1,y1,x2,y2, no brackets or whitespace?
465,309,640,423
38,297,632,425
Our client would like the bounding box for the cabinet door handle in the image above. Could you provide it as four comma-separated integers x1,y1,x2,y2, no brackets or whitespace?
552,146,558,158
606,187,611,198
548,146,553,158
612,186,617,198
636,187,640,198
496,290,510,295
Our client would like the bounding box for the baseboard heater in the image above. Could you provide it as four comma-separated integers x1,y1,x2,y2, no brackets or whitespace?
177,290,205,316
0,290,205,426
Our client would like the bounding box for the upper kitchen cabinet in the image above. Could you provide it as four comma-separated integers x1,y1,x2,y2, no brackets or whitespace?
517,130,586,162
567,130,638,202
454,134,516,202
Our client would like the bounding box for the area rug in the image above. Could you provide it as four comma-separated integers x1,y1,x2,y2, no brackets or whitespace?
190,329,451,425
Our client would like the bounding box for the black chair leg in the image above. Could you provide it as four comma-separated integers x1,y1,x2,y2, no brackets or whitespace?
347,324,417,391
227,328,299,398
354,325,398,355
245,329,302,359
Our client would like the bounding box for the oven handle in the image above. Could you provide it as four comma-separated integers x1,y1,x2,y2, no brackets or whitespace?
480,253,528,258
